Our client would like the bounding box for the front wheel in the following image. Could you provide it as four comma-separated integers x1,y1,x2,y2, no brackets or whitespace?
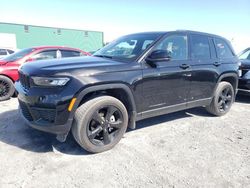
72,96,128,153
0,75,15,101
206,81,234,116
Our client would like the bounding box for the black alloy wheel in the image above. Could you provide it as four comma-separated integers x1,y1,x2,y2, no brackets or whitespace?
87,105,124,146
217,86,233,112
72,96,128,153
0,76,15,101
0,80,10,97
206,81,234,116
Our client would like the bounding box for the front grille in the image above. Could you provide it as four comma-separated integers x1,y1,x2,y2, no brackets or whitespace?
19,100,33,121
19,100,56,123
19,72,30,90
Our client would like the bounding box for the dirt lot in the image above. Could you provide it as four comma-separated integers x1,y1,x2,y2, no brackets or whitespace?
0,96,250,188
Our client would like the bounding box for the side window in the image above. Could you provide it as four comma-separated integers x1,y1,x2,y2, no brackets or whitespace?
32,50,57,61
191,35,211,59
61,50,81,58
154,35,188,60
7,49,15,54
214,38,234,59
0,49,7,55
142,40,154,50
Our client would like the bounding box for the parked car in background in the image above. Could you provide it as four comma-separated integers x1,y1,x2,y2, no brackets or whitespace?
16,31,239,153
0,48,16,59
0,46,90,101
238,48,250,94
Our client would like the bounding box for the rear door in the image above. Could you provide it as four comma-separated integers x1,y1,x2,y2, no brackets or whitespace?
188,34,218,102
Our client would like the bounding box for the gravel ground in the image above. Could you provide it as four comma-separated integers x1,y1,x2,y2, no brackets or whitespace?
0,96,250,188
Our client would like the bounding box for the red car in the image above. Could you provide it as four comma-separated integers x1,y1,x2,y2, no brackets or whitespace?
0,46,90,101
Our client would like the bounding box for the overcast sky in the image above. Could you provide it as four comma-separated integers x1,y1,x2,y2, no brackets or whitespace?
0,0,249,52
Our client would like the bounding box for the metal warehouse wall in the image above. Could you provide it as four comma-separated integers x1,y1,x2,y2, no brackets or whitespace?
0,22,103,52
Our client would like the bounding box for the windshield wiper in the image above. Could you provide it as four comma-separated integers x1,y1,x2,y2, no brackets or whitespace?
94,55,113,59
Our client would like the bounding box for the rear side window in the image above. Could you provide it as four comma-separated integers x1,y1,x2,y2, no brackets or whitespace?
191,35,211,59
214,38,234,59
0,49,7,55
61,50,81,58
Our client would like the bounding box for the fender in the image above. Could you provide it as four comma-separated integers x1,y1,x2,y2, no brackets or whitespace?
69,83,137,129
214,72,239,96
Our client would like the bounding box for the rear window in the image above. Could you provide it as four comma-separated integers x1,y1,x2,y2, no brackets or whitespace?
214,38,234,59
191,34,211,59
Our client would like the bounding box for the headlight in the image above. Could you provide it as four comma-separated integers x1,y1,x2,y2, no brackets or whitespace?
32,77,70,87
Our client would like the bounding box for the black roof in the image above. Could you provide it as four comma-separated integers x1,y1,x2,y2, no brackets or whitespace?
126,30,226,40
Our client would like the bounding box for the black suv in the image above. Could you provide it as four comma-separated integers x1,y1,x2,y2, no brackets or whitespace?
16,31,239,153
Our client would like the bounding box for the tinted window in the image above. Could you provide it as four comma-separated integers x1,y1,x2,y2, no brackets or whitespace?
214,38,234,59
154,35,188,60
7,49,15,54
94,33,162,62
142,40,154,50
61,50,81,58
0,49,7,55
191,35,211,59
239,49,250,60
32,50,57,61
2,48,34,61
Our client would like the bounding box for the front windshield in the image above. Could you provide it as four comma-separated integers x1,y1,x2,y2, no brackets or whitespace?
239,49,250,60
2,48,35,62
94,33,163,62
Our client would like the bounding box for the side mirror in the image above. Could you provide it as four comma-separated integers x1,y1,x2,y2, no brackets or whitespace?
147,50,171,62
146,50,171,67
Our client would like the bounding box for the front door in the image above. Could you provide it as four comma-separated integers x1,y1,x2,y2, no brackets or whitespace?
141,34,191,113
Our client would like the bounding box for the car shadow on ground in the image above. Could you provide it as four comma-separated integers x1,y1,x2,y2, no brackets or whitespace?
0,107,213,155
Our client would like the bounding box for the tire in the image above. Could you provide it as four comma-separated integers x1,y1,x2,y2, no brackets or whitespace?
206,81,234,116
72,96,128,153
0,75,15,101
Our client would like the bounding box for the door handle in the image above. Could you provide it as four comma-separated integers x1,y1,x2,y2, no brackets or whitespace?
213,62,221,67
180,64,190,69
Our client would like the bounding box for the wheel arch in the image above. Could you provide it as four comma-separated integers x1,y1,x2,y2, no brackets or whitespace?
71,83,137,129
215,72,238,96
0,74,15,83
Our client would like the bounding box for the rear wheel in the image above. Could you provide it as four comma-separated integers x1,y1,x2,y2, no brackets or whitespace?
206,81,234,116
72,96,128,153
0,76,15,101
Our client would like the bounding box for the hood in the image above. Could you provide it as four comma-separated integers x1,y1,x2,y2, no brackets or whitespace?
240,59,250,70
19,56,130,76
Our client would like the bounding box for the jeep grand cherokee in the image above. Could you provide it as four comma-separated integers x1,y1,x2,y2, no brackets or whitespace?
15,31,239,153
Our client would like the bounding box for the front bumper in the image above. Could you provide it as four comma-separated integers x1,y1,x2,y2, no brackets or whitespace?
16,81,76,135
